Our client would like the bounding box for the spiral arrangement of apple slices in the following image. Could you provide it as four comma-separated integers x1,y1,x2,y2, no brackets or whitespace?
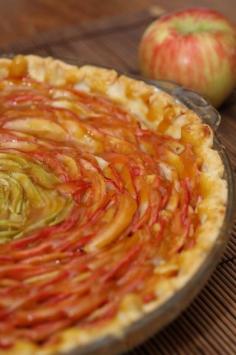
0,73,201,348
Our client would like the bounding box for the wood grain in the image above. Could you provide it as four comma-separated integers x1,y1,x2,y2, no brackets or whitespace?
0,0,235,48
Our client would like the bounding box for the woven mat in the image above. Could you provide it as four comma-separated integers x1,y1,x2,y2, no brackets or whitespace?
2,8,236,354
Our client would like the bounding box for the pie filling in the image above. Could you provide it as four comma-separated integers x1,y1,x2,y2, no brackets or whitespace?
0,73,203,348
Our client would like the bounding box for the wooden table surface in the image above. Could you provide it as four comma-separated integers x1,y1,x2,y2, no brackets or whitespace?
0,0,235,47
0,1,236,354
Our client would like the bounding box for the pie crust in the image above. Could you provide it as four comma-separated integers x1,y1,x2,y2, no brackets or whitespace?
0,55,227,355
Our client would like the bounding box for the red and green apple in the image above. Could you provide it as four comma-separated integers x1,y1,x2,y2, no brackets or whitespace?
139,8,236,107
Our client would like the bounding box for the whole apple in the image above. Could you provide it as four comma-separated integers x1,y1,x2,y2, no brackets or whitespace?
139,8,236,107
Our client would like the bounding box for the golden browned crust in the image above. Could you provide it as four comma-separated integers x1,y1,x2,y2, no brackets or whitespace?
0,55,227,355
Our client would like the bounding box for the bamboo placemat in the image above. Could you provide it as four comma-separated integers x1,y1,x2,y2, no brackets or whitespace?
2,8,236,355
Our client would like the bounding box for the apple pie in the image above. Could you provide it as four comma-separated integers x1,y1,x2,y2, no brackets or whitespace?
0,55,227,354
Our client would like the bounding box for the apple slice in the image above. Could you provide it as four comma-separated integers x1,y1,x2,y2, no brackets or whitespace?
3,118,67,141
85,194,137,252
